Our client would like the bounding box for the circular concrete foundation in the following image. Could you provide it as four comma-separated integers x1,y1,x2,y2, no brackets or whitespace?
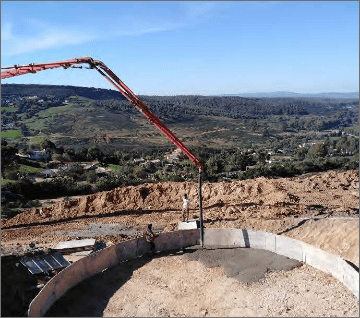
46,247,358,317
28,229,359,316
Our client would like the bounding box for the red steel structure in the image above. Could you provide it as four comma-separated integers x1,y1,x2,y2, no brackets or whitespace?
1,56,203,169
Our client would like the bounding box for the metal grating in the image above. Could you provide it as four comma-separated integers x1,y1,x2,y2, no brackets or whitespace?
20,251,70,274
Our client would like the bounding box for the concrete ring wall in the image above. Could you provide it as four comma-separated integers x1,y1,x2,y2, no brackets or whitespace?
28,228,359,316
202,228,359,300
28,229,200,317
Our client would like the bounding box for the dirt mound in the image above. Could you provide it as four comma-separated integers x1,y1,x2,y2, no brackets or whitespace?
1,170,358,264
2,170,358,229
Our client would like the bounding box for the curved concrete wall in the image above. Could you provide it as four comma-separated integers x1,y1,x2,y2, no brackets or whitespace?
28,228,358,316
28,229,200,317
203,228,359,299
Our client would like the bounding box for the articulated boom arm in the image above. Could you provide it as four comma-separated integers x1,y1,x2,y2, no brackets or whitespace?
1,57,203,169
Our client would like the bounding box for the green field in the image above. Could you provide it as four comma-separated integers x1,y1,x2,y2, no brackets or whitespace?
1,105,17,112
1,178,17,187
37,104,73,118
20,104,74,132
18,164,42,174
107,164,122,173
346,125,359,133
1,130,22,138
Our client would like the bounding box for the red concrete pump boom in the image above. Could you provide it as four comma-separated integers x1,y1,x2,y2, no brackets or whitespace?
1,57,203,169
2,56,205,246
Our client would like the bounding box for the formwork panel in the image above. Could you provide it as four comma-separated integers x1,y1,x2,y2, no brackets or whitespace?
137,237,151,257
114,239,138,261
265,232,276,252
303,243,342,277
342,261,359,299
203,228,236,246
229,229,248,247
247,230,266,249
154,232,176,251
275,235,303,261
182,229,200,247
155,230,199,251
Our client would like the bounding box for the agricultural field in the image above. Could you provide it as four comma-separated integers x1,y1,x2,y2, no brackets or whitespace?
1,130,22,138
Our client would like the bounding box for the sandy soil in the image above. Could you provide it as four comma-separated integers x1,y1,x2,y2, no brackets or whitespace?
46,248,358,317
2,170,358,264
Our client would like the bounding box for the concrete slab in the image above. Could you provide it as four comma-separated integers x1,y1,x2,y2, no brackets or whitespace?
178,220,199,230
54,239,95,252
69,250,93,256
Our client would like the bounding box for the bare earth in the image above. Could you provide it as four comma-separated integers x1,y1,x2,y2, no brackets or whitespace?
46,248,358,317
1,170,359,316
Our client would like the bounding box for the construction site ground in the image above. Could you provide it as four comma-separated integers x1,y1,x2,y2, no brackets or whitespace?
46,248,358,317
1,169,359,316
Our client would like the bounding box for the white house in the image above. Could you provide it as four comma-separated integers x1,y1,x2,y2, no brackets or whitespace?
29,149,51,161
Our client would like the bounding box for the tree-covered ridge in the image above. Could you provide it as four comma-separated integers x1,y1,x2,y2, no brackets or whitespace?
1,84,126,100
2,84,358,121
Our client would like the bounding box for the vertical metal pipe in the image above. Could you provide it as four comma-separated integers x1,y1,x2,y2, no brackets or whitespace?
198,168,204,247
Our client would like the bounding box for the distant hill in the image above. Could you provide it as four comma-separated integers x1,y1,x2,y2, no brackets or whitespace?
3,84,358,100
1,84,358,154
2,84,359,120
1,84,126,100
223,91,359,99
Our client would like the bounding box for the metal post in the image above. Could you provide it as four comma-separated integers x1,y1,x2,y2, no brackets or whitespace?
198,168,204,247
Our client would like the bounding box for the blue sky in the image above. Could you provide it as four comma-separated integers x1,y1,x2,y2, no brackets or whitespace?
1,1,359,95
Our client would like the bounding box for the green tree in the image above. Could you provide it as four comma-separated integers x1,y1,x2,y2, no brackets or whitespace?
295,147,308,160
87,146,103,160
256,150,270,164
1,141,18,173
39,138,56,150
307,142,328,158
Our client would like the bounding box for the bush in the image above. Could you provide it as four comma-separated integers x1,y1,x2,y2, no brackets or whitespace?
166,174,185,182
85,170,98,183
95,175,125,192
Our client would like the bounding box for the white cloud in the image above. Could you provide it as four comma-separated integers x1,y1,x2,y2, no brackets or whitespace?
1,3,220,57
2,25,94,56
1,22,13,41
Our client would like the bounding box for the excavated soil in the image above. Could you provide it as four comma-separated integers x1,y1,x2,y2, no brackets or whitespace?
2,170,359,264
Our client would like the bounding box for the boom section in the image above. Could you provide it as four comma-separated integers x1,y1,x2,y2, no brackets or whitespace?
1,57,93,79
1,57,203,169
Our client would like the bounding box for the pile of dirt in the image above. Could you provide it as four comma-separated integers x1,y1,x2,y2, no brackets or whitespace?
1,170,359,265
2,170,358,228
